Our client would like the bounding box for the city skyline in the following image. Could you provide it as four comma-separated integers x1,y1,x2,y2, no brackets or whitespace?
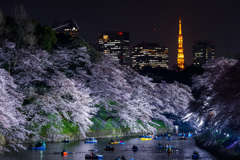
1,0,240,68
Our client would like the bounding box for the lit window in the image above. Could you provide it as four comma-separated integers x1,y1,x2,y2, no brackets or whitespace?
103,35,108,40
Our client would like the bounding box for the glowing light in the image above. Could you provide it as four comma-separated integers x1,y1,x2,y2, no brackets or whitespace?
119,32,123,35
103,35,108,40
177,15,184,69
227,134,229,137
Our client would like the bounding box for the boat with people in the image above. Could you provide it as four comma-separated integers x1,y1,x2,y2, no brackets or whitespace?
132,145,138,152
62,138,70,143
85,150,103,159
110,141,120,144
192,151,199,159
28,140,46,150
119,142,125,144
85,137,97,143
141,138,152,141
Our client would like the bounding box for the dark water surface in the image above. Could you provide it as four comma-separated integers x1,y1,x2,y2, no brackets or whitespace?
0,135,218,160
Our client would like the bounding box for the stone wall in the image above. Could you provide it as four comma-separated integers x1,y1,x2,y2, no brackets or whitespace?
0,133,4,146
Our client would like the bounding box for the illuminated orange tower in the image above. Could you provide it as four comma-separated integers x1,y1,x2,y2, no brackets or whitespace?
177,13,184,69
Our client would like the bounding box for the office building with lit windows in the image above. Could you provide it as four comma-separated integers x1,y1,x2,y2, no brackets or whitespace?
98,31,131,67
131,42,169,71
51,18,79,37
193,39,215,67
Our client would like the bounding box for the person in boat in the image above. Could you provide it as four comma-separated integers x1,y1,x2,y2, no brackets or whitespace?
155,135,158,138
116,156,121,160
158,142,161,146
132,145,137,149
193,151,198,155
114,140,116,142
64,138,68,141
29,144,33,148
182,135,185,138
111,139,114,142
63,149,66,152
121,155,126,160
106,143,111,149
168,134,171,139
167,147,172,152
120,140,122,143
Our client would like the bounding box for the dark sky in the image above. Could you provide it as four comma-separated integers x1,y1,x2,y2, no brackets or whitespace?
1,0,240,67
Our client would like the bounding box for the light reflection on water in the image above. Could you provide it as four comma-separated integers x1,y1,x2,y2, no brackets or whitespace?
0,135,218,160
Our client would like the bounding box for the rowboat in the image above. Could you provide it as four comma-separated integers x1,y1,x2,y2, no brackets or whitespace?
85,150,103,159
85,137,97,143
192,154,199,159
28,140,46,150
28,146,46,150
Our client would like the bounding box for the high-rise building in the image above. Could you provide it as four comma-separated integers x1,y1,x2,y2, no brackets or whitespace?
193,39,215,67
177,14,185,69
131,42,169,71
98,31,131,66
51,18,79,37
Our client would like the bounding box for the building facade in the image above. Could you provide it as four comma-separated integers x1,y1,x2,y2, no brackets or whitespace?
193,39,215,67
98,31,131,66
131,42,169,71
51,18,80,37
177,15,185,69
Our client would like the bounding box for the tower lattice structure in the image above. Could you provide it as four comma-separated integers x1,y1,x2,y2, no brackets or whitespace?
177,15,185,69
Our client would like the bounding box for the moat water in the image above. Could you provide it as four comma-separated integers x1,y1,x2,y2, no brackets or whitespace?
0,135,218,160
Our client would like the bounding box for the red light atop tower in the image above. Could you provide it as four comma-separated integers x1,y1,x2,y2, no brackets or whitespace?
119,32,123,35
154,28,156,31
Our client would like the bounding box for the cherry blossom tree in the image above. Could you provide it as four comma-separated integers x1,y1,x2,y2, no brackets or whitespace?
0,41,195,141
0,68,29,151
184,57,240,137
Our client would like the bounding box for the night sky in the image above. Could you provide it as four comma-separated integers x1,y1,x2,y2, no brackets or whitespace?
1,0,240,68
